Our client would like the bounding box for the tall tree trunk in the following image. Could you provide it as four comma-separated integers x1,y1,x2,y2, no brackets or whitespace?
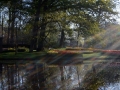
10,10,15,45
59,29,65,47
0,16,3,52
37,22,46,51
7,8,11,44
30,0,42,52
1,15,3,37
15,22,17,55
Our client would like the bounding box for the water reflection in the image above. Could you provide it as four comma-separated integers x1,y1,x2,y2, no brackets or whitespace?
0,60,120,90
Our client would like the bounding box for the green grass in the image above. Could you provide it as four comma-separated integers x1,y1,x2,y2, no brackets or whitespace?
0,52,47,59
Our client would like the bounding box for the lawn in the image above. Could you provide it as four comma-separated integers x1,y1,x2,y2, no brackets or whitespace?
0,52,47,60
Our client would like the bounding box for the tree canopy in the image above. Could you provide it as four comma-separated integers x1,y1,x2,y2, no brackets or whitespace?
0,0,119,51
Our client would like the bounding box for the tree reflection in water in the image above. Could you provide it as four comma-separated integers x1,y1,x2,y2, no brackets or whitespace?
0,62,120,90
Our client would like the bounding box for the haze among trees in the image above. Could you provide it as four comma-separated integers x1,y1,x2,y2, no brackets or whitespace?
0,0,119,52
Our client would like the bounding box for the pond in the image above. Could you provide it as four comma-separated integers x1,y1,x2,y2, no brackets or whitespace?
0,59,120,90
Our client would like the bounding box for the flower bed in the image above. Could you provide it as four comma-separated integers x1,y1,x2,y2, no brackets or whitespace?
101,50,120,56
48,49,81,54
47,48,94,55
58,50,81,54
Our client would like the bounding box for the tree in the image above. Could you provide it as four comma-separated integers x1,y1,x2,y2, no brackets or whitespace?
0,0,118,51
29,0,73,51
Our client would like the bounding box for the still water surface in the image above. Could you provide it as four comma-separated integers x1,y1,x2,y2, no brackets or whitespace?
0,60,120,90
